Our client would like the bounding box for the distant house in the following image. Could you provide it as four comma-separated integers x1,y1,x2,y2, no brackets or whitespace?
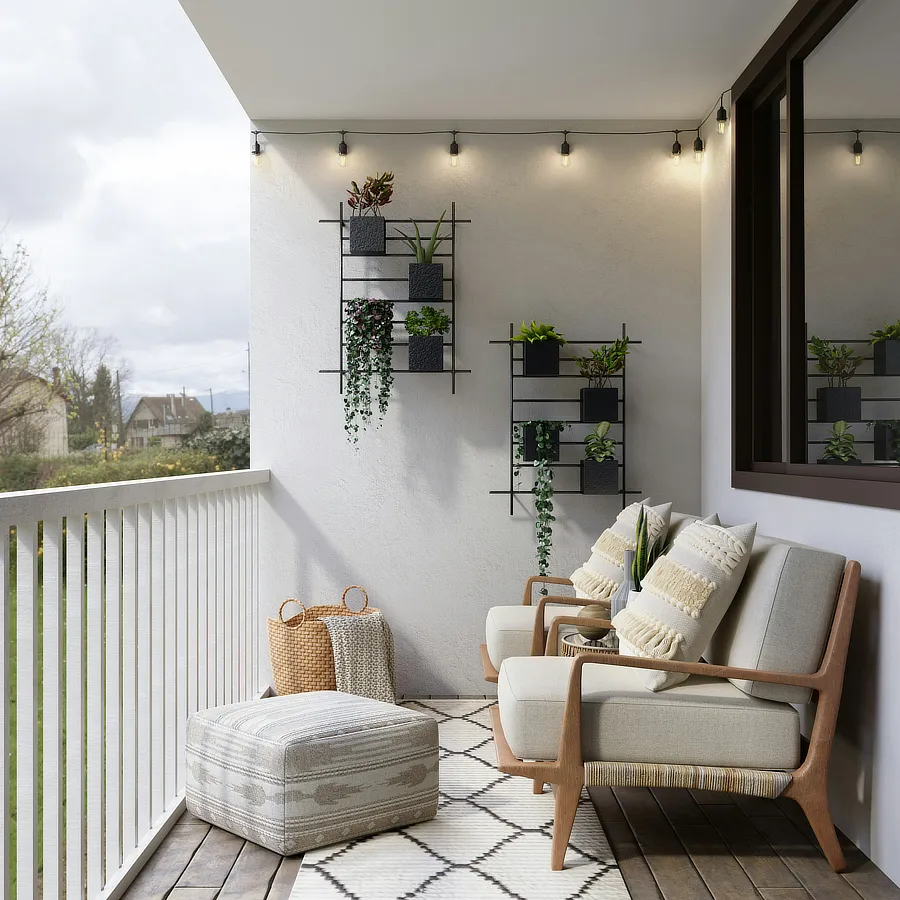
213,408,250,430
0,371,69,457
126,394,206,449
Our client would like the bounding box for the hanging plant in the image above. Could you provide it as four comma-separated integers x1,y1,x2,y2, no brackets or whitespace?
513,419,569,577
344,297,395,443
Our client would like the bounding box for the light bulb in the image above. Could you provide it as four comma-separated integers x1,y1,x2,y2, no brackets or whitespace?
449,134,459,167
560,132,571,167
251,137,263,167
854,152,862,167
339,153,348,167
717,119,726,135
338,133,349,167
716,97,728,134
693,135,704,162
671,136,682,166
852,135,863,166
561,152,570,167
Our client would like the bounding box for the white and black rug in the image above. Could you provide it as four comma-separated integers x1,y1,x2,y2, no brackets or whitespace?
290,699,630,899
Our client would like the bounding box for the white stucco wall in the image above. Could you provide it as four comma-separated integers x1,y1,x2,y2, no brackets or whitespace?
700,118,900,881
251,120,701,695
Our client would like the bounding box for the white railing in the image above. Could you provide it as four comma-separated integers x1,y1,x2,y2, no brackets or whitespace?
0,468,270,900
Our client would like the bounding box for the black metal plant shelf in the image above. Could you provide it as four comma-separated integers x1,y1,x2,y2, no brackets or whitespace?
318,201,470,394
490,322,642,515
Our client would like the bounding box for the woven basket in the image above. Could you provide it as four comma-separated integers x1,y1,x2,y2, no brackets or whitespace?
266,586,380,695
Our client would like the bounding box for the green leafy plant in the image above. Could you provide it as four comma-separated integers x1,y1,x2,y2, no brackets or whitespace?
513,420,569,577
871,320,900,344
574,337,630,388
822,420,858,462
185,423,250,470
511,321,567,345
869,419,900,461
395,210,447,263
404,306,451,337
808,335,864,387
632,504,662,592
347,171,394,216
344,298,395,444
584,421,616,462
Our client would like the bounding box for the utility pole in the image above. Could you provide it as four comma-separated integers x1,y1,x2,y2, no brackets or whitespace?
208,388,214,415
116,369,124,449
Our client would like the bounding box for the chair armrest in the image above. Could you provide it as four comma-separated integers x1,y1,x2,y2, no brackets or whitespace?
529,595,597,656
522,575,574,606
545,616,614,657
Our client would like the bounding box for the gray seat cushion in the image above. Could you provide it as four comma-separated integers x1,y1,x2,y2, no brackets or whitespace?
485,605,578,670
497,656,800,770
706,534,845,704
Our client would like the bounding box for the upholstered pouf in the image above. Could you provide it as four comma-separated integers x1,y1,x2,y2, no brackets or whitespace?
185,691,439,855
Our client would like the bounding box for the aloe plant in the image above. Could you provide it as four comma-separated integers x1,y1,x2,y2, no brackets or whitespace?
511,321,567,344
395,211,447,263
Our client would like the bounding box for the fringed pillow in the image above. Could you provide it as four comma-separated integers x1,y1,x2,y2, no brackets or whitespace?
613,519,757,691
570,500,673,606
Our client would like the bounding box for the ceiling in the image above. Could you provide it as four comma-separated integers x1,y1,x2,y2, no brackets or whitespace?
178,0,796,121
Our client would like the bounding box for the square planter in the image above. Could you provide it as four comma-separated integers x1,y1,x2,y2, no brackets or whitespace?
874,340,900,376
348,217,386,256
408,335,444,372
408,263,444,301
523,341,561,376
816,386,861,423
581,459,619,495
817,458,863,465
580,387,619,423
523,425,560,462
874,423,897,461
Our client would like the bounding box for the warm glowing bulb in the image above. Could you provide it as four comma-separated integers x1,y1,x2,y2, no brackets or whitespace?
694,149,703,162
716,99,728,135
339,154,348,167
450,154,458,167
854,153,862,166
560,133,571,167
693,136,704,163
717,119,726,135
672,153,681,166
561,153,570,167
338,135,349,167
251,138,263,167
852,136,863,167
449,136,459,167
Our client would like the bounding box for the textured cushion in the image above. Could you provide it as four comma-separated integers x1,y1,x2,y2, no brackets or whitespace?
485,604,579,670
706,534,846,704
570,500,673,602
614,520,757,691
185,691,439,855
497,656,800,770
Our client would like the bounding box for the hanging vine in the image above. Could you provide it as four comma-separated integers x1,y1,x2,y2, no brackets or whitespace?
514,420,569,576
344,297,395,443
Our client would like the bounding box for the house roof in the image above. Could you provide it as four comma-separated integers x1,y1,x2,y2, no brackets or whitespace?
127,395,206,428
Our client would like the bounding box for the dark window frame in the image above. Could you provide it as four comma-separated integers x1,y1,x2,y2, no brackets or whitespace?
731,0,900,509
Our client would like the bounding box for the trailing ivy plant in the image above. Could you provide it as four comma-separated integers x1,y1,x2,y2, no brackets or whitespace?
344,298,395,444
871,320,900,344
808,335,864,387
822,420,858,462
574,337,630,388
513,419,569,577
404,306,451,337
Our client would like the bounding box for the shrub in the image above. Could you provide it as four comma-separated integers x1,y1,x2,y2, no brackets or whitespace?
0,455,42,492
184,423,250,470
41,448,220,488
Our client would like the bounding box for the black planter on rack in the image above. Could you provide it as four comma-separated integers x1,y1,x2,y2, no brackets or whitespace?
874,340,900,376
580,387,619,423
874,423,898,461
523,341,561,376
581,459,619,494
409,263,443,301
817,458,863,465
523,426,561,462
816,386,861,422
408,335,444,372
348,217,386,256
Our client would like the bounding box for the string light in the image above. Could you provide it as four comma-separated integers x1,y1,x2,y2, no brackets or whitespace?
672,130,682,165
716,94,728,134
693,132,704,162
251,132,263,167
560,130,571,167
852,130,863,166
338,131,349,167
449,131,459,167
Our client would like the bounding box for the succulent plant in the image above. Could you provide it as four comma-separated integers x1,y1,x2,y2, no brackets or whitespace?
511,321,567,344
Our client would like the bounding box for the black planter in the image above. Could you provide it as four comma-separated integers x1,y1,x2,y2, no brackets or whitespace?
523,341,561,376
408,335,444,372
580,387,619,423
581,459,619,495
408,263,443,301
874,423,897,461
874,340,900,376
817,458,863,465
816,386,861,423
348,217,386,256
523,426,560,462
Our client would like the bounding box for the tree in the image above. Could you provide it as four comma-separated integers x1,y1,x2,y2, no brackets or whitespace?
93,363,115,452
0,238,64,455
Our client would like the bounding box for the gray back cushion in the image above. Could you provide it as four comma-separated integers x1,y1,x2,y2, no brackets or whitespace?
705,534,845,704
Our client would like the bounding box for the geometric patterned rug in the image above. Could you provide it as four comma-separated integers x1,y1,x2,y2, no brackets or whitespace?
290,699,630,899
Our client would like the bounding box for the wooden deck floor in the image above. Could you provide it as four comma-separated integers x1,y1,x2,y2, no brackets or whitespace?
122,787,899,900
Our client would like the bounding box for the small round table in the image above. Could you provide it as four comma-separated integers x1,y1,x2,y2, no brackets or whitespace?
560,632,619,658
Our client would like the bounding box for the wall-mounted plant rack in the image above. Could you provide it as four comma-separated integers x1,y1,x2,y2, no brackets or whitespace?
806,335,900,465
489,322,642,514
318,201,471,394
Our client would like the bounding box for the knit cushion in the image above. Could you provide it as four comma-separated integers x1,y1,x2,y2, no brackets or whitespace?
613,520,757,691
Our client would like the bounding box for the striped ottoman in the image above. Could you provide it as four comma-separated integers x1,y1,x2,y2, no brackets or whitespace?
185,691,439,855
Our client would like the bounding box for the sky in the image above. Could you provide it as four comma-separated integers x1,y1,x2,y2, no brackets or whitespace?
0,0,250,406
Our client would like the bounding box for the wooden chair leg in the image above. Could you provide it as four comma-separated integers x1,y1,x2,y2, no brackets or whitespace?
795,789,846,872
533,779,544,794
550,782,582,871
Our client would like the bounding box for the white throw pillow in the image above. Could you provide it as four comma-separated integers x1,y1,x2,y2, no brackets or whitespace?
569,500,673,604
613,519,757,691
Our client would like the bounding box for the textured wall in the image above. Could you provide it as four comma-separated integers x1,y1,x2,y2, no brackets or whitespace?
700,117,900,882
251,120,701,696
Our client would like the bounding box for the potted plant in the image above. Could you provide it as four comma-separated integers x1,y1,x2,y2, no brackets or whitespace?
513,420,569,576
512,321,567,376
871,320,900,375
869,419,900,461
582,421,618,494
346,172,394,256
343,298,395,443
817,420,862,465
404,306,450,372
574,336,629,422
396,211,447,301
808,335,864,422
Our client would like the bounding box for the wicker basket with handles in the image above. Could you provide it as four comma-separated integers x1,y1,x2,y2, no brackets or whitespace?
266,586,380,695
